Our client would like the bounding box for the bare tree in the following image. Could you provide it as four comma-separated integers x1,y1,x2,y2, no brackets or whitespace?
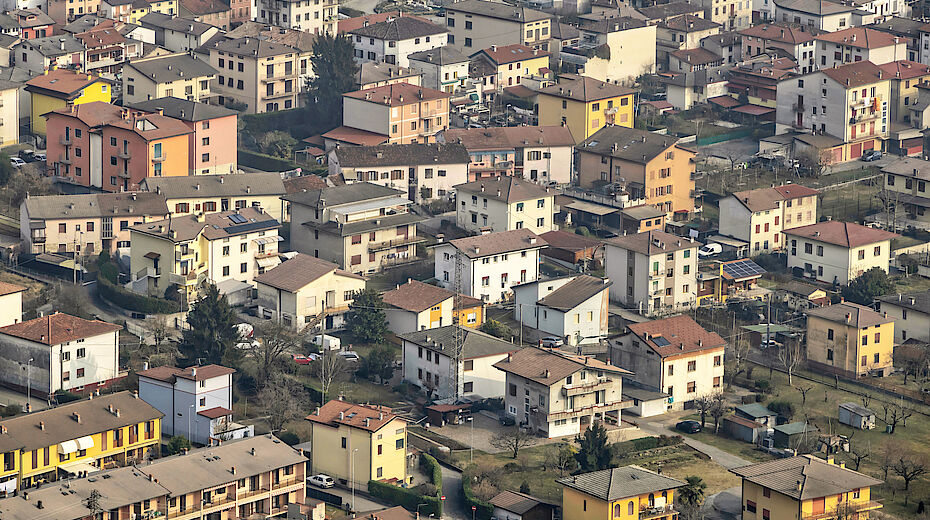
490,427,538,459
879,443,894,482
544,443,578,476
893,454,929,505
145,315,172,350
252,321,306,385
315,351,350,403
778,339,803,386
860,393,873,409
796,384,814,406
849,444,870,471
259,374,306,432
887,401,914,434
695,395,714,428
709,393,729,434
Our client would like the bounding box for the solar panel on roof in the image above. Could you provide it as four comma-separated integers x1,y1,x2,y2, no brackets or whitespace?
653,336,670,347
723,259,766,279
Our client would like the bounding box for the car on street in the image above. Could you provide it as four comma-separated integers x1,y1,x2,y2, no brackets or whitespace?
540,336,564,348
308,474,335,488
10,157,25,167
760,339,781,349
860,150,882,162
337,351,360,362
676,420,702,434
33,153,46,162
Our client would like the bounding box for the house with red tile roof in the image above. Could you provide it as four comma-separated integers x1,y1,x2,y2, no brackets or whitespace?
815,27,907,69
0,313,122,397
339,82,450,145
718,184,821,254
610,314,725,412
784,220,898,285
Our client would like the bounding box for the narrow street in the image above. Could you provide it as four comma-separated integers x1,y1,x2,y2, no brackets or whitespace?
636,415,751,470
439,465,467,520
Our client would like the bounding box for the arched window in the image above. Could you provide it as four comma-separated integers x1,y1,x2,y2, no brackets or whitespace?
614,504,621,517
648,493,655,507
628,501,635,515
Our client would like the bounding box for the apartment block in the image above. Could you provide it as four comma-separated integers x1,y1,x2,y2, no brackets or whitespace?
341,82,450,144
123,52,218,104
454,176,556,234
784,220,897,284
876,291,930,342
806,301,895,377
443,0,552,53
256,0,336,34
349,15,448,67
208,36,311,113
718,184,820,254
562,18,655,86
537,74,636,142
141,172,284,221
24,69,110,136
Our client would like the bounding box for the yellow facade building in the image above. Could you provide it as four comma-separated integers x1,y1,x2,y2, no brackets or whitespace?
24,69,110,135
469,44,550,90
0,391,163,491
805,301,896,378
537,74,636,142
306,400,408,488
732,455,882,520
558,465,685,520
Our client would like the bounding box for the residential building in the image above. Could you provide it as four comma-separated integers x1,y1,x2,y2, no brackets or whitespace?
443,0,552,53
142,172,284,221
285,183,425,275
639,2,706,24
44,102,192,192
139,12,220,53
495,347,630,437
610,314,726,411
537,74,636,142
341,82,450,144
0,312,121,396
560,17,656,85
24,69,109,135
12,33,85,74
408,46,469,94
401,325,517,399
254,253,366,330
660,65,729,109
604,230,699,315
256,0,336,35
538,230,602,267
876,291,930,342
20,191,168,255
350,15,448,68
439,126,576,184
512,274,611,346
701,31,742,64
123,52,217,104
775,61,891,162
784,220,897,284
355,61,422,90
468,44,549,90
454,176,556,234
11,9,54,39
773,0,865,31
725,63,791,108
879,157,930,225
814,27,907,69
879,60,930,144
129,97,239,175
732,455,883,520
433,229,546,303
47,0,101,27
738,22,821,72
383,279,484,334
669,47,724,72
75,22,144,78
698,0,750,30
138,364,253,445
305,400,408,488
718,184,821,254
806,301,895,377
100,0,177,23
0,79,18,147
328,142,469,203
0,283,23,327
129,207,281,302
207,36,310,113
0,391,162,490
180,0,231,30
558,466,686,520
778,280,830,310
658,14,720,51
575,125,697,215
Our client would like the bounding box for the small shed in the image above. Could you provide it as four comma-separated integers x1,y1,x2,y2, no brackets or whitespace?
735,403,778,427
425,403,472,427
724,414,768,444
489,490,558,520
773,422,818,449
838,402,876,430
622,387,669,418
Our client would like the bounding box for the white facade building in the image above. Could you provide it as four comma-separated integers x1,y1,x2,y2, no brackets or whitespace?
784,220,897,285
718,184,820,254
454,176,557,234
512,275,612,346
350,16,448,68
876,292,930,343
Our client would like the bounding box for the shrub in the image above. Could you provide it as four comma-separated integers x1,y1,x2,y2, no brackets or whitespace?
754,380,771,394
97,278,180,314
277,431,300,445
368,480,441,517
463,468,495,520
575,226,590,236
420,453,443,493
237,149,297,171
54,390,82,404
1,404,21,417
767,400,795,420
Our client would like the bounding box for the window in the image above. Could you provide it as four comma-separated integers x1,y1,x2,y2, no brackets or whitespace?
687,381,696,393
463,382,473,392
464,360,474,371
687,360,696,372
714,355,721,366
827,329,834,340
341,437,347,448
746,501,757,514
222,266,230,276
509,383,517,396
77,348,85,358
763,488,771,498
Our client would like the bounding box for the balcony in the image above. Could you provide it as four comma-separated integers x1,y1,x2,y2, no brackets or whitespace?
265,89,297,100
59,135,72,146
802,501,882,520
166,505,200,519
792,102,804,112
152,153,167,163
237,485,270,500
368,234,427,253
58,154,72,165
118,170,131,178
272,476,302,490
641,505,678,520
562,378,614,397
261,71,297,83
546,400,632,421
118,149,131,159
849,110,880,124
136,266,161,279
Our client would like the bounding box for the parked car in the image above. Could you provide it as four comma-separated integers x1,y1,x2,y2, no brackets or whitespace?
33,153,46,162
292,354,316,365
540,336,564,348
499,414,516,426
676,420,702,434
10,157,25,167
760,339,781,349
236,323,254,339
698,243,722,258
18,150,36,162
308,474,335,488
337,351,360,362
860,150,882,162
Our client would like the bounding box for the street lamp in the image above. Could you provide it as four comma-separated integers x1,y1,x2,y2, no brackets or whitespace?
466,416,474,463
351,447,359,512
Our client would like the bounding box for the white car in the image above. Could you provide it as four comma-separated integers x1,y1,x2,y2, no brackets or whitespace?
308,474,335,488
10,157,25,167
540,336,564,348
33,153,46,162
337,351,360,362
236,323,254,339
698,243,722,258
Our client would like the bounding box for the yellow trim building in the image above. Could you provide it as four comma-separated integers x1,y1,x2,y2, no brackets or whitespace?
538,73,636,142
24,69,110,136
558,465,686,520
306,400,408,488
732,455,882,520
805,301,895,378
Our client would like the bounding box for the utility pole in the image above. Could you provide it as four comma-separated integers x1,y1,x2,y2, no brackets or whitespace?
450,249,466,401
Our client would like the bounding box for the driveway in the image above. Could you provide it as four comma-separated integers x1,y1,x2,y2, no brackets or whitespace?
314,483,391,514
440,465,467,520
704,486,742,520
636,414,751,470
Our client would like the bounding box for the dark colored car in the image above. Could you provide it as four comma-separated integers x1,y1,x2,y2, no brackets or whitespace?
860,150,882,162
499,415,516,426
676,420,702,434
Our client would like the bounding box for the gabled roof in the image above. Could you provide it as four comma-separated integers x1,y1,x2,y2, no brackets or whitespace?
125,53,218,83
211,36,298,58
662,13,720,32
877,60,930,80
181,0,231,15
772,0,858,15
408,45,470,65
606,230,699,256
225,21,316,52
493,346,630,385
539,73,636,102
348,15,446,40
538,230,601,252
782,220,897,248
282,182,404,208
17,33,85,57
670,47,723,66
731,455,882,500
139,12,216,35
536,275,611,312
821,61,885,89
11,8,54,28
738,22,822,43
344,82,450,105
443,229,547,258
339,11,431,33
877,291,930,315
253,253,362,292
137,364,235,382
25,69,103,99
579,16,647,34
453,176,553,203
489,491,555,514
626,314,726,357
306,400,403,432
444,0,551,22
141,172,284,199
730,184,820,212
356,62,421,86
557,465,686,501
638,1,705,20
23,191,168,220
576,126,682,164
471,43,549,65
129,96,237,121
400,325,517,359
881,156,930,179
736,403,778,418
335,143,469,168
0,312,121,345
382,280,454,313
806,301,893,328
441,126,575,151
131,207,278,242
817,27,901,49
839,402,874,417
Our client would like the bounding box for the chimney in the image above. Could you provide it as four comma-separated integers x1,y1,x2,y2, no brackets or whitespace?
115,409,120,417
73,412,80,424
797,480,802,491
191,367,197,377
38,421,44,430
339,411,345,420
845,313,851,323
231,466,236,475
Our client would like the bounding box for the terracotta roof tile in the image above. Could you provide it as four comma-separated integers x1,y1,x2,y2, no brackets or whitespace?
382,280,454,313
877,60,930,80
817,27,901,49
493,346,629,385
343,82,449,105
782,220,897,248
821,61,885,89
0,312,121,345
806,301,893,328
137,364,235,382
25,69,104,98
539,73,636,102
306,400,401,432
627,315,725,357
472,43,549,64
453,175,553,203
445,229,548,259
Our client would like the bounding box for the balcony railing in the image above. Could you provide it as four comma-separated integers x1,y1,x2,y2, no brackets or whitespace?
792,102,804,112
118,149,131,159
58,154,72,165
237,485,271,500
546,400,632,421
802,501,882,520
272,476,301,489
152,153,167,163
562,378,614,397
368,235,427,253
59,135,72,145
849,111,880,124
640,505,677,520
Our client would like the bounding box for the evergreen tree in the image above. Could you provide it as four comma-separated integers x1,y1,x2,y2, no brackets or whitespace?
345,288,388,343
574,421,614,472
842,267,894,305
308,34,359,127
179,284,240,365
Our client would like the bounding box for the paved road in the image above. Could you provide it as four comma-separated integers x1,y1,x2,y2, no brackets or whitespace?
637,416,751,470
314,483,391,514
704,487,742,520
342,0,381,13
440,465,467,520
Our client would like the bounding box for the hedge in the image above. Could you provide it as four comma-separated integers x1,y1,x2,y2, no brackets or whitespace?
238,149,297,171
97,278,180,314
462,470,494,520
368,480,442,517
420,453,442,493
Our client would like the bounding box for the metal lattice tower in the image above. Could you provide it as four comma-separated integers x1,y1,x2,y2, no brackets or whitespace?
449,249,466,401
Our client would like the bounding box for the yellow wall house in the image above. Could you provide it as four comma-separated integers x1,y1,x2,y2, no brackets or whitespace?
537,73,636,142
24,69,110,135
805,301,896,378
306,400,408,488
0,391,162,491
732,455,882,520
558,465,686,520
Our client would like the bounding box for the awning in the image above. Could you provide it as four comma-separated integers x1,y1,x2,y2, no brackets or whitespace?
59,460,98,476
143,252,161,259
253,236,284,245
58,440,78,454
76,436,94,450
256,256,282,268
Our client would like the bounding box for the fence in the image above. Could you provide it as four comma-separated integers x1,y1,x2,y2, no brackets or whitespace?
307,487,343,507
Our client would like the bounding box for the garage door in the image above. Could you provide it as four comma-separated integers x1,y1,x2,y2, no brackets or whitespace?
863,140,874,151
851,143,863,159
